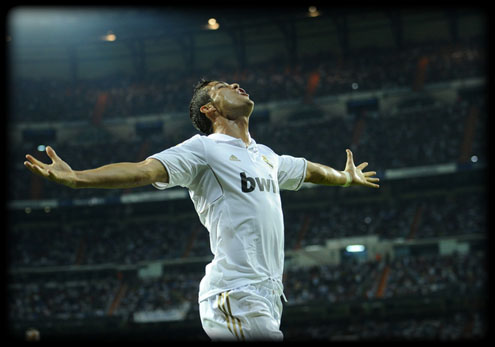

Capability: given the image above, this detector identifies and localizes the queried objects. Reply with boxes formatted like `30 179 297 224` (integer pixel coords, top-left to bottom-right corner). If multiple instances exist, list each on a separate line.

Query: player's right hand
24 146 78 188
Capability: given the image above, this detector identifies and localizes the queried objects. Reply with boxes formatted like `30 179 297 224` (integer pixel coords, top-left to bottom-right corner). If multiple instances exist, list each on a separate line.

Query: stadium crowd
8 35 487 341
9 251 486 339
284 311 485 340
9 216 202 267
9 276 118 321
285 191 485 249
8 92 486 202
10 40 483 124
9 189 485 268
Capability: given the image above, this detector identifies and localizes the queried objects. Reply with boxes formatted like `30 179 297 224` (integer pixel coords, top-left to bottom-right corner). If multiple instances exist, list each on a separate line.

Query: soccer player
24 79 379 341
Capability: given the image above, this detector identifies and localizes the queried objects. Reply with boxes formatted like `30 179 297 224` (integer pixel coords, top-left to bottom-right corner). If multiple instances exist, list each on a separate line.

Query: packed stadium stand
7 7 488 341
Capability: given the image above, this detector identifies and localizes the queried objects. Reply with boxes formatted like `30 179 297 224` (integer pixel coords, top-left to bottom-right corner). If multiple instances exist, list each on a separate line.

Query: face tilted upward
207 81 255 120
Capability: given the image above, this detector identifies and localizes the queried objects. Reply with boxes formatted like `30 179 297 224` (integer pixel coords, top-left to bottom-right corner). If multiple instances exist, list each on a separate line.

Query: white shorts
199 279 284 341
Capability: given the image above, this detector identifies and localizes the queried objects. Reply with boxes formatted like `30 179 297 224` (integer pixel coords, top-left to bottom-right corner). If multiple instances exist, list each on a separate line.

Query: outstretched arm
304 149 379 188
24 146 169 189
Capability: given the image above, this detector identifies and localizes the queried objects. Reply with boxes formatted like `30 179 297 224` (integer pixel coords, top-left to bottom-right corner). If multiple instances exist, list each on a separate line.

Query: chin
246 100 255 116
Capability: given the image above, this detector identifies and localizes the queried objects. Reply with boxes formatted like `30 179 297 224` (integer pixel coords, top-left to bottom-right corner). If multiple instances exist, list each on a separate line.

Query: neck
213 116 251 147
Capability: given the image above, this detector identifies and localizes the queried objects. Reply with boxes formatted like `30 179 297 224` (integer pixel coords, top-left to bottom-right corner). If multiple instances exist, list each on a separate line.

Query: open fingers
363 171 376 177
24 160 50 178
365 176 380 188
366 182 380 188
25 154 48 169
45 146 60 162
346 149 355 168
356 162 368 171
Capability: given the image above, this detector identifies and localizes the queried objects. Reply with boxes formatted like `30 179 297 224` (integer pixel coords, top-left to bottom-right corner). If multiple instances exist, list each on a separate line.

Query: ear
200 103 217 122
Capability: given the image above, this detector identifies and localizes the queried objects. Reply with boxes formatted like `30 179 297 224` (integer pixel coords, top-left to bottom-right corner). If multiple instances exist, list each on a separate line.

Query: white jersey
148 133 307 302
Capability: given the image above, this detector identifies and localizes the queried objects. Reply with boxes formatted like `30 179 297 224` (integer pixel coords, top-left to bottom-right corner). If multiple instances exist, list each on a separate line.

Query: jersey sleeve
147 134 207 190
277 154 307 191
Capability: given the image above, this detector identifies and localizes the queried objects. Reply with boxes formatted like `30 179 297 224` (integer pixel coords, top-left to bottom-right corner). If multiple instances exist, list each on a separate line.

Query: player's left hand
344 149 380 188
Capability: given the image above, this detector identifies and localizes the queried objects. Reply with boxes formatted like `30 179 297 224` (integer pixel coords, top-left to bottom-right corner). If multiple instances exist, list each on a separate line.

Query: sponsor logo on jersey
229 154 241 162
240 172 277 193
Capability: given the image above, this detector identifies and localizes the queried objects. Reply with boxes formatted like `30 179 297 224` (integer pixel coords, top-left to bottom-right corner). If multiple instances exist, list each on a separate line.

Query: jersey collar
208 133 257 149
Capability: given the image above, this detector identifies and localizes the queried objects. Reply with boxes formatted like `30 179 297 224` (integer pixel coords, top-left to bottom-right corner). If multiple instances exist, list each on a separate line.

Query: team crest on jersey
262 155 274 169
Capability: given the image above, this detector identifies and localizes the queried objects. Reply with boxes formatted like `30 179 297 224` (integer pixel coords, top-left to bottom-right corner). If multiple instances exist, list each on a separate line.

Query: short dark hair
189 78 214 135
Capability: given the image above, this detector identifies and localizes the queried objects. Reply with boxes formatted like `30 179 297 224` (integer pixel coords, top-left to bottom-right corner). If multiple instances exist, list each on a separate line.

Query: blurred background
6 6 489 341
